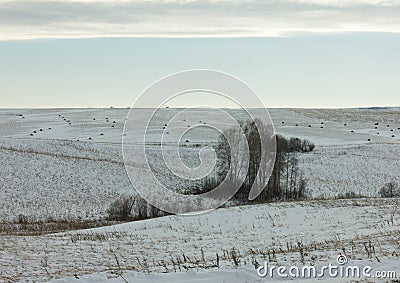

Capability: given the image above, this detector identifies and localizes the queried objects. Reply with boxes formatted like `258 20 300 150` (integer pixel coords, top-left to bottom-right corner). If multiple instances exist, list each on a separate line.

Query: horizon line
1 106 399 110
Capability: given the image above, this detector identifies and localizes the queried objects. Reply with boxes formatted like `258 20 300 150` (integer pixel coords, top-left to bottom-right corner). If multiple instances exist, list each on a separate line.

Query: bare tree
214 120 309 203
216 123 249 190
135 197 148 219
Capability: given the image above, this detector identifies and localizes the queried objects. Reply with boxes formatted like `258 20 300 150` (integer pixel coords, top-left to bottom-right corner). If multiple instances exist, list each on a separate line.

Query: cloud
0 0 400 40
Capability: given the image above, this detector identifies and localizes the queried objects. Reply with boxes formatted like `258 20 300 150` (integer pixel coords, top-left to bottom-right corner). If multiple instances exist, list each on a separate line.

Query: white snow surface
0 108 399 222
4 198 400 282
1 107 400 282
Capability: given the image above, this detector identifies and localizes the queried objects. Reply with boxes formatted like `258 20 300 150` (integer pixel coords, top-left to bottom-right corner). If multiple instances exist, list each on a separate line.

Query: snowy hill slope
0 108 399 222
1 108 400 282
1 198 400 282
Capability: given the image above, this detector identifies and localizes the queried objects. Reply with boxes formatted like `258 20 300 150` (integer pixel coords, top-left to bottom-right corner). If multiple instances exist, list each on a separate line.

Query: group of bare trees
108 119 315 220
213 120 313 203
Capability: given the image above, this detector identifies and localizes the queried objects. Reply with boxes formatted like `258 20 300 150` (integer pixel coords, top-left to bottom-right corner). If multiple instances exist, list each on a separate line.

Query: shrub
288 137 315 153
17 214 30 224
336 191 364 199
134 197 148 220
106 195 135 221
379 182 400 198
301 139 315 152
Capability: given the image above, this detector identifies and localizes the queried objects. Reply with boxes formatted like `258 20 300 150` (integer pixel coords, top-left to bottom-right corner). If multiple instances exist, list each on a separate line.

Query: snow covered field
0 108 399 223
2 198 400 282
0 107 400 282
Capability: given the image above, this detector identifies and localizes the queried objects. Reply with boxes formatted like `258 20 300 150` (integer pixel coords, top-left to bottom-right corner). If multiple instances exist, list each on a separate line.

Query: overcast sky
0 0 399 108
1 0 400 39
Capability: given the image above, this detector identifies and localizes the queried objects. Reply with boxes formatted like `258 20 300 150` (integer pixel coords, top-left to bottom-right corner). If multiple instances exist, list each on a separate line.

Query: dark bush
288 137 315 153
336 191 364 199
106 195 135 221
379 182 400 198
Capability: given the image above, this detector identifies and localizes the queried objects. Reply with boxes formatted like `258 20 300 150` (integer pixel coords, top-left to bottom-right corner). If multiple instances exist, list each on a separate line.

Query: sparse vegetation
107 195 170 222
2 108 400 282
379 182 400 198
106 195 135 221
336 191 365 199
